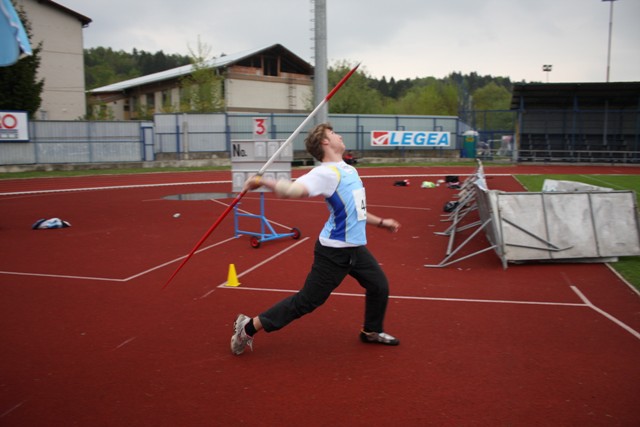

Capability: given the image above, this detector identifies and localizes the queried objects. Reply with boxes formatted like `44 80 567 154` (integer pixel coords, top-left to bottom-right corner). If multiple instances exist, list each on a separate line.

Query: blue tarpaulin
0 0 32 67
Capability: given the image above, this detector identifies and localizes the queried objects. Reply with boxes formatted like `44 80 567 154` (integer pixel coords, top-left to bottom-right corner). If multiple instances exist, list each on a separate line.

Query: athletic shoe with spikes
359 330 400 346
230 314 254 355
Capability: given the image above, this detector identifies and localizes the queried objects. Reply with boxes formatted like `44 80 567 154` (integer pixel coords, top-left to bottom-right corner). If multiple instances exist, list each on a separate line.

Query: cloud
59 0 640 83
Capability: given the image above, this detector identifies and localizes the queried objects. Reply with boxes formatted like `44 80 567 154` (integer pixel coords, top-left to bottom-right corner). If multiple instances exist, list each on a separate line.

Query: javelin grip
162 64 360 289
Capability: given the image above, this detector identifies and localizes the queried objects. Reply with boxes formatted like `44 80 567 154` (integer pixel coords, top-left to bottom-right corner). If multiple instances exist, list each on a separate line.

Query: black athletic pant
259 240 390 333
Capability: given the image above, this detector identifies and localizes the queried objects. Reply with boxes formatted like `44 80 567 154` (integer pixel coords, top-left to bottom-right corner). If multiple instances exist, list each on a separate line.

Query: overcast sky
59 0 639 84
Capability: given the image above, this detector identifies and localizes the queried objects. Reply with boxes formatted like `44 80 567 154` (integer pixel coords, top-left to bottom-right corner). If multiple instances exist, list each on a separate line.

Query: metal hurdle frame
428 160 487 266
230 139 300 248
426 160 640 269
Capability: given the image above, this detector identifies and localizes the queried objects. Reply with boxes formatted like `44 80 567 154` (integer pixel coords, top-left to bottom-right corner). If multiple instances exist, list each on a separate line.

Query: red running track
0 164 639 426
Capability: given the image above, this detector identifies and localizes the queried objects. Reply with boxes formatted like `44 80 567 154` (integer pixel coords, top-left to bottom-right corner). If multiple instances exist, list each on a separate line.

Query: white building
89 44 314 120
15 0 91 120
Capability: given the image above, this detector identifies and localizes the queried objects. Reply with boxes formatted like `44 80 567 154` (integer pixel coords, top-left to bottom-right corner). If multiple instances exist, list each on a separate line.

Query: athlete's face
324 129 345 154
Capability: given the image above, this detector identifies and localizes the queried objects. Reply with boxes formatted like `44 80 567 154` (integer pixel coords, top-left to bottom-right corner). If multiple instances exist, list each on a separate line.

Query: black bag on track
443 201 459 213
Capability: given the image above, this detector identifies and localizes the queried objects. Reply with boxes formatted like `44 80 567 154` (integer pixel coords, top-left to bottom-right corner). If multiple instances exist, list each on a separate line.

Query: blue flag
0 0 32 67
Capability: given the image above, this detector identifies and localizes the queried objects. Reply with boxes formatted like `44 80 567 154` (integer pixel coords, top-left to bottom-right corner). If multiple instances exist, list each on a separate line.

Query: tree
179 37 223 113
0 1 44 118
327 61 384 114
395 79 459 116
471 82 514 130
85 47 138 89
84 47 190 89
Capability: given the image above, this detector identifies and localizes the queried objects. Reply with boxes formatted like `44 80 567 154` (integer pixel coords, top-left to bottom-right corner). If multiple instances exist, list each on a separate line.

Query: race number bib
352 188 367 221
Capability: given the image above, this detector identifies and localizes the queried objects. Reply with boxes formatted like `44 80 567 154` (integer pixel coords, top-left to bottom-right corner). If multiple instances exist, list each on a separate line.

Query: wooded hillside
85 48 518 117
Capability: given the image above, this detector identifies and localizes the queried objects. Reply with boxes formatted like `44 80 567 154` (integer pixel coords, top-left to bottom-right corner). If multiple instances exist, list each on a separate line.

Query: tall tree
85 47 190 89
395 79 459 116
179 37 224 113
327 61 384 114
0 1 44 118
471 82 514 130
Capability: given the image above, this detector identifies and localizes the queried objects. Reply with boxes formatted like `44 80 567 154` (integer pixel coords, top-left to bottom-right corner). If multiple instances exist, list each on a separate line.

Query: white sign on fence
0 111 29 141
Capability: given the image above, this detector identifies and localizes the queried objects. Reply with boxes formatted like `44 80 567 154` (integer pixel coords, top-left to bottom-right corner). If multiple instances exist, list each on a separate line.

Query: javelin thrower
230 122 401 355
163 64 361 289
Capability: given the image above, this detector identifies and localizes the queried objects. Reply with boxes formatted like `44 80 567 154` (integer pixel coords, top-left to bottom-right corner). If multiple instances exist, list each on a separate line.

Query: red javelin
162 63 361 289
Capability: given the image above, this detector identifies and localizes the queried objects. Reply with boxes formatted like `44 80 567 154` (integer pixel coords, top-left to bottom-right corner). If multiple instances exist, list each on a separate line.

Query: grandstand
511 82 640 163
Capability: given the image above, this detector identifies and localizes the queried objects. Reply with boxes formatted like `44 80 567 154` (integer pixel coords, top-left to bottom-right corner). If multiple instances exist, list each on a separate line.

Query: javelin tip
325 63 361 101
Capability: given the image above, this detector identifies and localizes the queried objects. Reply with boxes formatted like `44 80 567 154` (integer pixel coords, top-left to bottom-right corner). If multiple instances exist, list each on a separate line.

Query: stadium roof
90 43 311 93
510 82 640 110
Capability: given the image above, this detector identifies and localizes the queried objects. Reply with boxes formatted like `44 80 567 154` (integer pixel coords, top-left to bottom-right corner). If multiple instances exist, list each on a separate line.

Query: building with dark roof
89 44 313 120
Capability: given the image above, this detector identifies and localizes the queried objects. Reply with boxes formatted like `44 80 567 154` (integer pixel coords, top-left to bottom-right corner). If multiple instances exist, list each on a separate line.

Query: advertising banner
371 130 451 147
0 111 29 141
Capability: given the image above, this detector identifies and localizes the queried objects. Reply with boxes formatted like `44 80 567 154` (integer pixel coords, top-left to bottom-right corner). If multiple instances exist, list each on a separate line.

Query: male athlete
231 123 401 355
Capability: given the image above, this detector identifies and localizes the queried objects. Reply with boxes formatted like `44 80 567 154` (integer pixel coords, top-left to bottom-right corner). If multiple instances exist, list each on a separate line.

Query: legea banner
0 111 29 141
371 130 451 147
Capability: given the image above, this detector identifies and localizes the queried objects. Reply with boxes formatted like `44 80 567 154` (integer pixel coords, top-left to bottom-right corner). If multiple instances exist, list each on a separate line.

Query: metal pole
604 0 617 82
314 0 328 124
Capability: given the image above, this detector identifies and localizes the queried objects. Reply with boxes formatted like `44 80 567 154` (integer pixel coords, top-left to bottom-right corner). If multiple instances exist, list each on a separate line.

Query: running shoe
360 330 400 346
230 314 254 355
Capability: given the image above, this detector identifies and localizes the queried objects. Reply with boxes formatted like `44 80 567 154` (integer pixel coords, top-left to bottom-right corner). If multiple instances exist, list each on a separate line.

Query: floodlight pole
542 64 552 83
602 0 617 148
314 0 328 125
603 0 617 82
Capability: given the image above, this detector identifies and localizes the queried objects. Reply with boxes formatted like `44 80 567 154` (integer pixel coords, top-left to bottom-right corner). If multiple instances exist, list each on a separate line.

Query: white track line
220 284 584 307
571 286 640 340
359 174 513 179
0 173 514 197
226 197 431 212
1 400 27 418
114 336 137 350
216 276 640 341
200 237 311 299
0 236 238 282
0 270 126 282
0 180 227 196
125 236 239 281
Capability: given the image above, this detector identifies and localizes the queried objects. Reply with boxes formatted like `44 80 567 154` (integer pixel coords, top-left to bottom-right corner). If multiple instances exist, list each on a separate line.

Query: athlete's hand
243 175 264 192
380 218 400 233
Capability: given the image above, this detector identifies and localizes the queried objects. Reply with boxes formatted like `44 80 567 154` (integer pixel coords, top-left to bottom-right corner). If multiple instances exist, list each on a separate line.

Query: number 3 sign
253 117 268 140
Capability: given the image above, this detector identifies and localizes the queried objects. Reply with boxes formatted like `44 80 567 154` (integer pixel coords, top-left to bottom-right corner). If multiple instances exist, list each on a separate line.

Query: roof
42 1 92 27
510 82 640 110
90 43 312 94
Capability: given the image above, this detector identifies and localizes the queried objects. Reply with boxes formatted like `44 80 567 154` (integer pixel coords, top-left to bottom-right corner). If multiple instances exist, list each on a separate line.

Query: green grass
516 174 640 291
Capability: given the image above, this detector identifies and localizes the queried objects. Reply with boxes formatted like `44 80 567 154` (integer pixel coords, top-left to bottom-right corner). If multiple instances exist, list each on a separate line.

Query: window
263 55 278 77
146 93 155 109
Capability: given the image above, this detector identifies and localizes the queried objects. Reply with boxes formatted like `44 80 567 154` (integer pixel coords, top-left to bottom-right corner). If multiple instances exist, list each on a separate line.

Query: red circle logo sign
0 114 17 129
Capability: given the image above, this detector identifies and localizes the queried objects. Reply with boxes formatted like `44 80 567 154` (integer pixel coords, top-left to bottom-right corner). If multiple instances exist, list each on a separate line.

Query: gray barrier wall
0 113 465 166
1 120 151 165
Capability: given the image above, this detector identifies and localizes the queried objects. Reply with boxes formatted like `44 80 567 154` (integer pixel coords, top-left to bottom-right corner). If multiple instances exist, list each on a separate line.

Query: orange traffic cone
225 264 240 287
